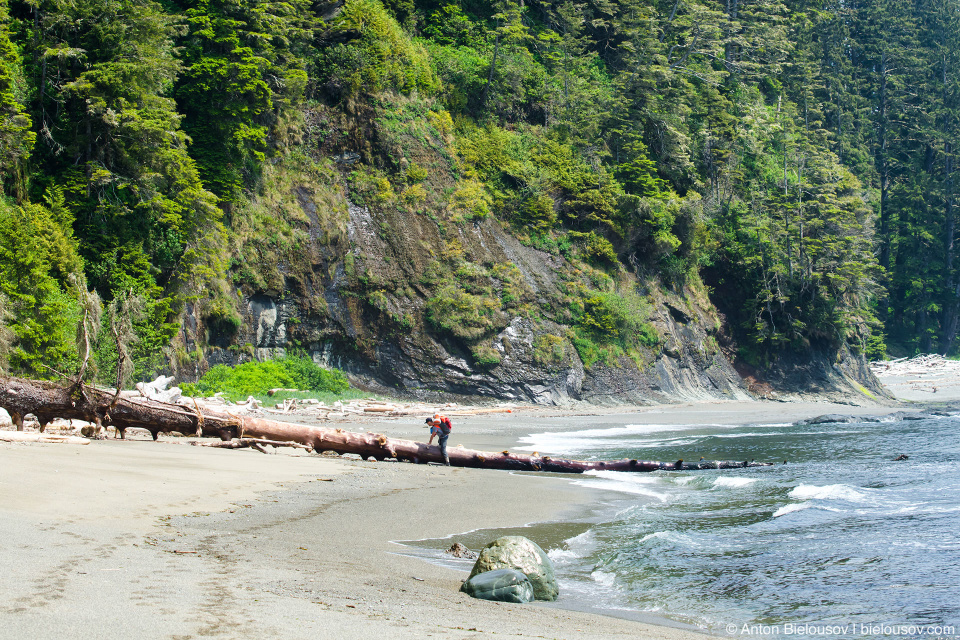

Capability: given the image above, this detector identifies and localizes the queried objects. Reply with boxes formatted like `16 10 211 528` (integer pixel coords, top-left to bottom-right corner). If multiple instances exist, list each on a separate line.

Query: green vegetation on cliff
0 0 957 388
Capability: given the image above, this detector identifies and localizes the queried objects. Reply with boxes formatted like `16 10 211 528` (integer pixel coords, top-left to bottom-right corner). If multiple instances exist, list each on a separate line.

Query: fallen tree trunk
0 375 771 472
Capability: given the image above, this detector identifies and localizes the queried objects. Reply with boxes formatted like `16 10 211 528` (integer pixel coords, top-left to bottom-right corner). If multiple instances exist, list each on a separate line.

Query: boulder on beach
795 414 859 426
467 536 558 601
446 542 477 559
459 568 535 603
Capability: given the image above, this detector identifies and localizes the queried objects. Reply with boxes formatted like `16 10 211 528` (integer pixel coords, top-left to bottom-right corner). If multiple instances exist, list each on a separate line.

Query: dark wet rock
468 536 558 601
446 542 477 559
796 414 862 425
895 412 927 421
460 568 535 603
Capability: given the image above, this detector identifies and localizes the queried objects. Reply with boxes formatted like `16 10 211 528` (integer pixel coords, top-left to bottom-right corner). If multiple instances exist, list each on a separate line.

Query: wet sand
0 399 917 639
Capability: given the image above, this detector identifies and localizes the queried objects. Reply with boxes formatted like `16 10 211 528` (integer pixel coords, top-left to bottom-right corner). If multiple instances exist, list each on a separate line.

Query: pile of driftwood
870 354 960 394
196 395 516 420
125 375 518 420
869 354 959 376
0 375 770 473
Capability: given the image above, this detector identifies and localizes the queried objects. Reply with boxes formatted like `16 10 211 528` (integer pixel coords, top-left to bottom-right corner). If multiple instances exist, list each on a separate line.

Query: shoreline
0 437 708 639
0 398 929 638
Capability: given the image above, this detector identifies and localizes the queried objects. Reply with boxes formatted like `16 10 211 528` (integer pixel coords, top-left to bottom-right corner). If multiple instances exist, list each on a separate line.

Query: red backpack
437 415 452 434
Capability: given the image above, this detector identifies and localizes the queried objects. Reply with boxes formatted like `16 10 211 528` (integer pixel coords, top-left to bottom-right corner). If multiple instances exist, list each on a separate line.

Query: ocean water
515 413 960 637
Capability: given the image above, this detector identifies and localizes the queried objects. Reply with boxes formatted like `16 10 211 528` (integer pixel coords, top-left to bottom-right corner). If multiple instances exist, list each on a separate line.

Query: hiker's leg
439 434 450 465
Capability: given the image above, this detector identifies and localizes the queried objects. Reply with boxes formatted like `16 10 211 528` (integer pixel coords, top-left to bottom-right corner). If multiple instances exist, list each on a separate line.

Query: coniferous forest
0 0 957 390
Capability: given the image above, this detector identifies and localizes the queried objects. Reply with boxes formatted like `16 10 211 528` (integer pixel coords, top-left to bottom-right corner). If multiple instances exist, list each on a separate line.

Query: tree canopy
1 0 958 383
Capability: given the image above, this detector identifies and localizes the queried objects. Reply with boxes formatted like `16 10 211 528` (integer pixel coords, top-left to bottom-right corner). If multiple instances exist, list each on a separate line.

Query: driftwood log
0 375 772 472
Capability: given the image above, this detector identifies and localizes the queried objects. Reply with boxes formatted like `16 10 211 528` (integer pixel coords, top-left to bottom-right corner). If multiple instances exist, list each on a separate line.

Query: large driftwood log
0 375 771 472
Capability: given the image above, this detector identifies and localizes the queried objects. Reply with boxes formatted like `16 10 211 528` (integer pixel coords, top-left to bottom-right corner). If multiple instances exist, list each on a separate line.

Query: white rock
0 408 11 428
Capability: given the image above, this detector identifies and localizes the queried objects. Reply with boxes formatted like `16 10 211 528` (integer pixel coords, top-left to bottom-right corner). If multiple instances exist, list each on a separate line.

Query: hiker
425 413 452 466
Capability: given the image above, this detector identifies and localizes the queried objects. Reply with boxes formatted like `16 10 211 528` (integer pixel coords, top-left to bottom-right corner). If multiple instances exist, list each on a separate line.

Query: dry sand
0 398 920 639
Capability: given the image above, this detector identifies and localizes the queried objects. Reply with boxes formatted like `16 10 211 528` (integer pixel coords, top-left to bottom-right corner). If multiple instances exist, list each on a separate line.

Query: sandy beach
0 398 925 639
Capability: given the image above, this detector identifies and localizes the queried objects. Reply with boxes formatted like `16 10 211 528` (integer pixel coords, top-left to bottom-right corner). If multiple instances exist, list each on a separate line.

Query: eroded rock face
460 568 535 604
467 536 558 602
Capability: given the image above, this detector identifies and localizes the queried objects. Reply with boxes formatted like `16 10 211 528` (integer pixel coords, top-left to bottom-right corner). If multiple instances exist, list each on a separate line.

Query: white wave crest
712 476 760 489
548 529 598 564
772 502 812 518
638 530 701 548
516 423 724 454
590 570 617 588
789 483 869 503
547 548 579 562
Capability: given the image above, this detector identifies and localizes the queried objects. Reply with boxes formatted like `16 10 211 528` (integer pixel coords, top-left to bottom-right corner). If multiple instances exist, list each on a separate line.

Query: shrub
471 344 502 367
426 283 505 340
533 334 567 367
405 162 428 184
491 262 533 309
427 109 454 141
350 167 396 206
184 355 349 400
570 231 618 266
279 353 350 394
577 290 658 349
865 332 887 361
521 193 557 231
317 0 437 95
449 179 492 221
401 183 427 206
570 333 600 368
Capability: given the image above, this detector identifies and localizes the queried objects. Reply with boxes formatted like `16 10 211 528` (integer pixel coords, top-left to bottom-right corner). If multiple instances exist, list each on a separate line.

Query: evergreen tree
173 0 314 201
0 0 32 199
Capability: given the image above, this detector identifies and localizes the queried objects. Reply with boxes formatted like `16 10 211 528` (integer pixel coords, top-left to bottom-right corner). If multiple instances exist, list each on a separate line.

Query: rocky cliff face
179 187 885 405
173 99 889 406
